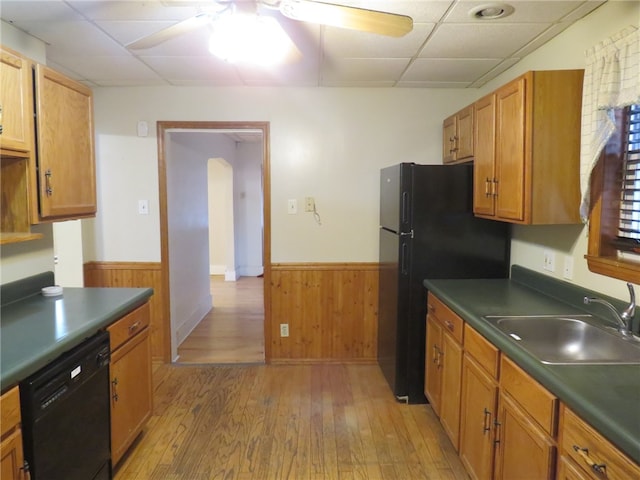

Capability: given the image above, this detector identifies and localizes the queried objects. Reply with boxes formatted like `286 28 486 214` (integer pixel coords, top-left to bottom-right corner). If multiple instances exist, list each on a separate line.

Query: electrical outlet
543 249 555 272
563 256 574 280
280 323 289 337
305 197 315 212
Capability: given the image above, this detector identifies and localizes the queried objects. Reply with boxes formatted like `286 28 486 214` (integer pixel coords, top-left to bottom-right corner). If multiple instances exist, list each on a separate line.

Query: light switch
138 200 149 215
287 199 297 214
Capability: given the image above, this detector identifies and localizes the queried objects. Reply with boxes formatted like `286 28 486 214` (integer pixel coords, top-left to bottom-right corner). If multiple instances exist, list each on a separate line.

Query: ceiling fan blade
279 0 412 37
127 13 211 50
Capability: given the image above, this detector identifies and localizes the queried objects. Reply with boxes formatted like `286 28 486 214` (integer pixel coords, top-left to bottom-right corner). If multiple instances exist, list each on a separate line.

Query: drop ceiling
0 0 607 88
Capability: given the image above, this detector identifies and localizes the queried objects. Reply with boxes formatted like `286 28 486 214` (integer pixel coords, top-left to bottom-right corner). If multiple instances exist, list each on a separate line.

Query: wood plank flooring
177 276 265 364
113 363 467 480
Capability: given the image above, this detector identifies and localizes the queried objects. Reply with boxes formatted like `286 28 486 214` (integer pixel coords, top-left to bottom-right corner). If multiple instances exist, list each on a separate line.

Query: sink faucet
583 283 636 336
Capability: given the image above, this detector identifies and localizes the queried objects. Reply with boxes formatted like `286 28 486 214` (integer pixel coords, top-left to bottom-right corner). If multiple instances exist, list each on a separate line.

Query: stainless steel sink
483 315 640 365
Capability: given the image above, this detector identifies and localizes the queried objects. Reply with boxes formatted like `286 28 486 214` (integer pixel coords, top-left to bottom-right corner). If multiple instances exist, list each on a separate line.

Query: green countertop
423 266 640 465
1 286 153 392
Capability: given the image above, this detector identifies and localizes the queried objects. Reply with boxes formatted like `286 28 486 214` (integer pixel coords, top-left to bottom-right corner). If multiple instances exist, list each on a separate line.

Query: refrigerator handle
401 191 409 224
401 242 409 275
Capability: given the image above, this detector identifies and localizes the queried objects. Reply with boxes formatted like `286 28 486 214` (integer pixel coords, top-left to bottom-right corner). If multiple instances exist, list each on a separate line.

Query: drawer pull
111 378 119 402
427 304 435 313
128 321 141 333
573 445 607 475
444 320 454 332
483 408 492 434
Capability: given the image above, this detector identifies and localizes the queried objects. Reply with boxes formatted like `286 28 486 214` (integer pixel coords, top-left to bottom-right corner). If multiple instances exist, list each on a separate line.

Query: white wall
234 141 264 277
166 133 213 358
208 158 234 276
90 87 475 266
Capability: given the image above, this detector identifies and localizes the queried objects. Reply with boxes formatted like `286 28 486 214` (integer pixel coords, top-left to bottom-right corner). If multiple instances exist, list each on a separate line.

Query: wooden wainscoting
269 263 379 363
84 261 167 362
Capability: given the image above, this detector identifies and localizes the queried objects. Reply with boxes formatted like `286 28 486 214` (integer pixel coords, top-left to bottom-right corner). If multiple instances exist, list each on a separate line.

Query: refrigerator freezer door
380 163 413 233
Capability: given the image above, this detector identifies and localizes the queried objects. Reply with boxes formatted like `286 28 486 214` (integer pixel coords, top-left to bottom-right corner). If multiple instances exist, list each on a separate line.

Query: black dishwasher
20 330 112 480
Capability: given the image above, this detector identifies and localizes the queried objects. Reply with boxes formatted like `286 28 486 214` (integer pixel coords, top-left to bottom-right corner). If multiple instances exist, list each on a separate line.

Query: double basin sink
483 315 640 365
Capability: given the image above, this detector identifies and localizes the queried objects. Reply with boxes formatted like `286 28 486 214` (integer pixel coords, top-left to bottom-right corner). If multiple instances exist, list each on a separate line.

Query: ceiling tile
402 57 502 82
323 22 434 58
140 55 245 85
419 22 550 58
322 57 410 82
0 1 83 22
67 0 202 21
48 55 166 83
444 1 584 23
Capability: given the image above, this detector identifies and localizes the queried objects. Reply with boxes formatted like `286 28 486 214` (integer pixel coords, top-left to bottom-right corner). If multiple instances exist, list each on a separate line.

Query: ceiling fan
126 0 414 50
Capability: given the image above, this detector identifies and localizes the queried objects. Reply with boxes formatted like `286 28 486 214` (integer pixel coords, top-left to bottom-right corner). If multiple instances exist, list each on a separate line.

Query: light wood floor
113 363 468 480
177 276 265 364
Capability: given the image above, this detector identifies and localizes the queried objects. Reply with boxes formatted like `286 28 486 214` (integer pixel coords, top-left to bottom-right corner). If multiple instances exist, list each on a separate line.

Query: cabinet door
473 94 496 217
424 315 443 414
495 77 527 222
459 354 498 480
34 65 96 220
1 429 26 480
110 327 153 466
0 48 33 154
443 114 457 164
456 105 474 160
439 331 463 450
494 393 555 480
557 457 591 480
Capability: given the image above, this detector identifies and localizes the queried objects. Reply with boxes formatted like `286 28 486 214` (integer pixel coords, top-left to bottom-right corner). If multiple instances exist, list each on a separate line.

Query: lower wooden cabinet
0 387 28 480
494 392 556 480
425 293 464 449
459 352 498 480
108 302 153 466
558 405 640 480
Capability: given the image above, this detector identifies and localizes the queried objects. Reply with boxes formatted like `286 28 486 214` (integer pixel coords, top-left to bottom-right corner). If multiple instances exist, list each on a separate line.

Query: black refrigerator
378 162 510 404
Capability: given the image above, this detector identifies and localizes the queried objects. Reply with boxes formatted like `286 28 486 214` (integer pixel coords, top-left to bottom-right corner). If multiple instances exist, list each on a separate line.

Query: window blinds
617 104 640 245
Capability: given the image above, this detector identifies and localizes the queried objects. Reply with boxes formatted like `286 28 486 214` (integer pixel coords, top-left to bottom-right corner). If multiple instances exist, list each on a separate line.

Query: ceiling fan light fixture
468 2 515 20
209 14 291 66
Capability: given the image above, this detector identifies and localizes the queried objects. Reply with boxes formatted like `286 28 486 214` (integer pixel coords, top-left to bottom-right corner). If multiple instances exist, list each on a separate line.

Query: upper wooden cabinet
32 65 96 221
0 47 34 156
0 45 96 238
473 70 584 225
443 105 474 164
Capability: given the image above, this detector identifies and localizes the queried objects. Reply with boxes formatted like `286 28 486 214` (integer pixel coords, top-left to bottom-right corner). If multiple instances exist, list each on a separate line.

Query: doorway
157 121 272 364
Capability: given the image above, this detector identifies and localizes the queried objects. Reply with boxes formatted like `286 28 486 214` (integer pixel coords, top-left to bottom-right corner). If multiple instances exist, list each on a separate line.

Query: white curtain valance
579 25 640 222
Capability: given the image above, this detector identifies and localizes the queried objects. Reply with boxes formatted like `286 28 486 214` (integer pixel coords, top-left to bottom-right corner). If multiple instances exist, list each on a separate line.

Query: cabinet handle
112 377 119 402
432 345 439 365
427 304 435 313
485 178 491 197
444 320 454 332
482 407 492 434
0 103 3 135
492 178 498 197
45 169 53 196
494 419 501 445
20 460 30 478
572 445 607 475
128 321 141 333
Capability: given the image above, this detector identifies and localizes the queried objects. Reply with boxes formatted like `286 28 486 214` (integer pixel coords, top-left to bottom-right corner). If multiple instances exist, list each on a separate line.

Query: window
587 104 640 283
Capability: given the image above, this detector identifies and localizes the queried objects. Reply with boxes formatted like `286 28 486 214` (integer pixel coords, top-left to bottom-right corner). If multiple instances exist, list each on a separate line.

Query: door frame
156 121 272 362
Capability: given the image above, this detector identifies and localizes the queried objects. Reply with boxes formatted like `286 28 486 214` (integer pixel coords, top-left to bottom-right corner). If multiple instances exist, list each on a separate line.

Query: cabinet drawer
427 293 464 344
0 386 20 438
559 405 640 480
108 302 150 351
500 356 557 437
464 324 499 379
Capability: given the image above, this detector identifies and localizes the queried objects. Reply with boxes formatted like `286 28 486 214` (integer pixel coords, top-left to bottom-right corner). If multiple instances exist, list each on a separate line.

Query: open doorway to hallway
157 121 271 365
